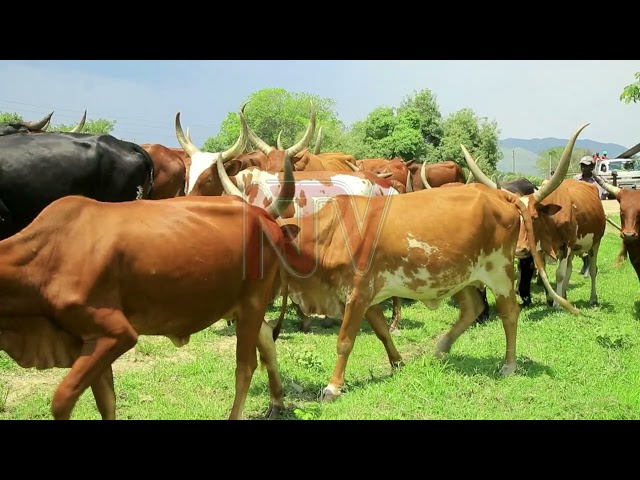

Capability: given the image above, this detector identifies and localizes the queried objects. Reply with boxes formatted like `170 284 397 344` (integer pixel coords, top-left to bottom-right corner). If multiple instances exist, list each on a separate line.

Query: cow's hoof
434 337 451 359
266 403 284 419
500 364 516 377
320 385 341 402
390 328 402 336
590 299 599 307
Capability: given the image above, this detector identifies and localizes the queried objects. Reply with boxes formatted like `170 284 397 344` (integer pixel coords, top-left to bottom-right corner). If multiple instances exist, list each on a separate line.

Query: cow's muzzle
515 247 530 259
622 231 639 242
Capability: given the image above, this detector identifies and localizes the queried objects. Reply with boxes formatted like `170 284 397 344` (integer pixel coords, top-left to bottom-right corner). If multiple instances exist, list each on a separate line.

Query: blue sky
1 60 638 150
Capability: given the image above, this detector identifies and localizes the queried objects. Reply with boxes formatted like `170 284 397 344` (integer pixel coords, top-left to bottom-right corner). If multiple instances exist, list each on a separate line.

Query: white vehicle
595 142 640 199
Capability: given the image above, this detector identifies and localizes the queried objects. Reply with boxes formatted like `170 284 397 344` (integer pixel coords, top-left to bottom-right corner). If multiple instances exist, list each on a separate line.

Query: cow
213 154 412 335
408 160 466 191
0 130 155 240
0 131 298 420
0 110 86 137
593 174 640 281
139 143 189 199
462 123 606 308
267 159 579 403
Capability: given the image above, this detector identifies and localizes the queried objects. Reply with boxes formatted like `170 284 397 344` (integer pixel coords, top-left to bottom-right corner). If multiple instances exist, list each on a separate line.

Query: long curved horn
23 111 53 131
313 126 323 154
377 172 394 178
241 101 274 156
466 172 474 184
186 126 192 143
69 109 87 133
534 123 590 203
276 130 284 150
593 174 622 198
216 155 244 198
346 161 360 172
420 161 432 189
461 146 497 189
285 101 316 158
405 170 413 193
175 112 200 157
42 118 51 131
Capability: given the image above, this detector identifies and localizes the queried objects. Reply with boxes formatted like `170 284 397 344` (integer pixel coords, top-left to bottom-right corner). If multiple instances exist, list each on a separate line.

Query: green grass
1 215 638 420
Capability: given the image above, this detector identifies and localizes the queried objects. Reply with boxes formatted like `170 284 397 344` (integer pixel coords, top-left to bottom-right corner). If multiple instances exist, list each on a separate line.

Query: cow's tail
131 143 155 199
508 193 580 315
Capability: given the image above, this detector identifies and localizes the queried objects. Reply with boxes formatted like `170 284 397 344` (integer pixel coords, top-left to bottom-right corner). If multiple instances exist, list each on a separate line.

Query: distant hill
497 138 629 177
500 138 627 157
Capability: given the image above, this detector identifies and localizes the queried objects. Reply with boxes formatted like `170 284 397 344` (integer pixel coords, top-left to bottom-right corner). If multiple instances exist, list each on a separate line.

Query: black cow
0 131 154 239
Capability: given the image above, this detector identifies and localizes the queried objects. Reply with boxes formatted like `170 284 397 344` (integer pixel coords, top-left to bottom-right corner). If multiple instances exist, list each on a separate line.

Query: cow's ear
224 160 244 177
280 224 300 242
537 203 562 216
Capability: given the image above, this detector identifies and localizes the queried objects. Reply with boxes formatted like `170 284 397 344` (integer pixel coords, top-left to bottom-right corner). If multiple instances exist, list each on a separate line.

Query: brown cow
139 143 188 199
0 120 298 421
593 175 640 281
408 160 466 191
462 123 606 307
270 170 578 403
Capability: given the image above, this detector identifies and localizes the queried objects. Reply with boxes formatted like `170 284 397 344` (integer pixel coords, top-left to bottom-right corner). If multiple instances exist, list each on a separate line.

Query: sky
0 60 638 150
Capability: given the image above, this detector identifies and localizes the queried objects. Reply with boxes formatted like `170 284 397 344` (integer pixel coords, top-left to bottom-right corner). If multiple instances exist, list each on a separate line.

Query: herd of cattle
0 101 637 421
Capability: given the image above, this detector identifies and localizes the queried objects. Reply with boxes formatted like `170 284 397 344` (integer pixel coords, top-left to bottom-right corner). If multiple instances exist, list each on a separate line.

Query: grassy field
1 213 638 420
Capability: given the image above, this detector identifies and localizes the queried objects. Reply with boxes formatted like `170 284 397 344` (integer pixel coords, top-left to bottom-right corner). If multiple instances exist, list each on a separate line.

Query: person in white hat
573 155 607 276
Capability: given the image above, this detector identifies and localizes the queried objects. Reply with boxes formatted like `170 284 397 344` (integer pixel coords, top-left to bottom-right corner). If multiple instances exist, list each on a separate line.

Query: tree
51 118 116 135
535 146 593 177
436 108 502 175
0 112 23 124
397 88 444 150
620 72 640 105
202 88 345 153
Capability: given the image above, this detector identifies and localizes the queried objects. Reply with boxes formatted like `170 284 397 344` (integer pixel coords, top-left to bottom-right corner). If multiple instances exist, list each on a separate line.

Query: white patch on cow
406 234 439 256
371 247 512 304
136 185 144 200
186 151 218 195
231 171 399 217
573 233 594 252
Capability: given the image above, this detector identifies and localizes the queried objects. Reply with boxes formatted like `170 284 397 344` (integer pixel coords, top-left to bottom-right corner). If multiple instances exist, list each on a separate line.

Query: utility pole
512 149 516 174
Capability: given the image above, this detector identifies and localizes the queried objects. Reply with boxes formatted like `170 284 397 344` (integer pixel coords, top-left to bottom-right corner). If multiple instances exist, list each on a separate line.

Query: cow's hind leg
517 257 535 307
435 286 486 358
389 297 403 332
90 366 116 420
51 308 138 420
256 320 285 418
321 288 370 402
475 287 490 323
494 291 520 376
364 304 403 368
588 242 601 306
228 304 264 420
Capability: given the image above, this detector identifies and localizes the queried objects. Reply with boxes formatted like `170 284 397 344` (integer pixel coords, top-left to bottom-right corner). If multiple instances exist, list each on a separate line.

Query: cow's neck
0 231 49 316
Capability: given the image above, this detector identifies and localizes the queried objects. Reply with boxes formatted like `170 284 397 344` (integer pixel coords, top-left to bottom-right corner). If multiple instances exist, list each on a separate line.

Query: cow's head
237 100 317 172
594 175 640 243
462 123 589 261
175 109 248 196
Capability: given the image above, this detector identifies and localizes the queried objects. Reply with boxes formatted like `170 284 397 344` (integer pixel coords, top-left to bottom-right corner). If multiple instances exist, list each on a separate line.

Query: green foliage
0 112 23 124
201 87 502 169
202 88 345 154
52 118 116 135
535 146 594 177
437 108 502 176
620 72 640 105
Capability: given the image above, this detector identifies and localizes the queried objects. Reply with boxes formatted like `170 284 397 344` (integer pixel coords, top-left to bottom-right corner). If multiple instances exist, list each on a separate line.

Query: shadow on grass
442 354 555 378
